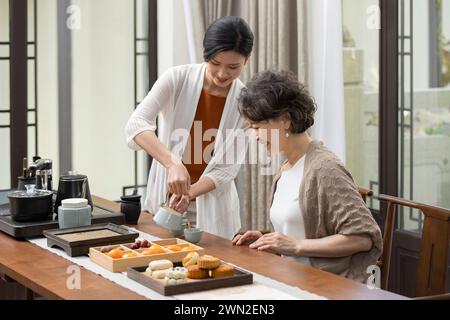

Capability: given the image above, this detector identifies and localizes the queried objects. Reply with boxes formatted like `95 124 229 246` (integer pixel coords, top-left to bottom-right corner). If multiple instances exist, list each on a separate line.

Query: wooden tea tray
0 204 126 238
43 223 139 257
127 262 253 296
89 238 205 272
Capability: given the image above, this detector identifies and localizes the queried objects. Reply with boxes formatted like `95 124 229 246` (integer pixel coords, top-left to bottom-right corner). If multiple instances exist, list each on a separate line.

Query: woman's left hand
249 232 301 256
168 194 190 213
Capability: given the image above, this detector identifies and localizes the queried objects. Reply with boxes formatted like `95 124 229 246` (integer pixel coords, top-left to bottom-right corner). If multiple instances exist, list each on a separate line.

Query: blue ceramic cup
184 227 203 244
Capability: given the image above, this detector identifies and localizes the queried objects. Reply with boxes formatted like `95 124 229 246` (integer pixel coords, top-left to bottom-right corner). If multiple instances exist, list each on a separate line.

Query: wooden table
0 196 407 300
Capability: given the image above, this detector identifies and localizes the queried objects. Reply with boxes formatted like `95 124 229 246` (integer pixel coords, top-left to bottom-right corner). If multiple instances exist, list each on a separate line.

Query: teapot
153 192 189 236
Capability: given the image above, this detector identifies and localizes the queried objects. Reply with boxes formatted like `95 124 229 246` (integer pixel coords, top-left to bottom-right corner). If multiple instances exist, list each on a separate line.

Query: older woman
125 16 254 239
232 70 382 283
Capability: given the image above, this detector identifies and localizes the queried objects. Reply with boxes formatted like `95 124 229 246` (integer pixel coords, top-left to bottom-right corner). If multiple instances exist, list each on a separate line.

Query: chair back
378 194 450 297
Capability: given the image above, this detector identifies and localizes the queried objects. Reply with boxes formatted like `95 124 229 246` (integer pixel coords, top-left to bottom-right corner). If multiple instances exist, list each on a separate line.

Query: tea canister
58 198 91 229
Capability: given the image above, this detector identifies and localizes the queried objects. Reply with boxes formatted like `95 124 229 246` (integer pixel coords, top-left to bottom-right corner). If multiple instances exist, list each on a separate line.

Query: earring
285 132 290 138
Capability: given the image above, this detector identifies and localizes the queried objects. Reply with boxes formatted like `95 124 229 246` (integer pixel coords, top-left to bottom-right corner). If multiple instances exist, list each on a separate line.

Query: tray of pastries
126 252 253 296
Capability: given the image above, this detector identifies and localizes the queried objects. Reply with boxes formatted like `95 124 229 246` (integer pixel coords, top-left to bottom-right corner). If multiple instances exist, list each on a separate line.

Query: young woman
232 70 382 282
125 16 254 239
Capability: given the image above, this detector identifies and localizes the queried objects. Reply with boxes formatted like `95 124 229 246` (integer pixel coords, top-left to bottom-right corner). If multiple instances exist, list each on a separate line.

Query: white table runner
27 228 326 300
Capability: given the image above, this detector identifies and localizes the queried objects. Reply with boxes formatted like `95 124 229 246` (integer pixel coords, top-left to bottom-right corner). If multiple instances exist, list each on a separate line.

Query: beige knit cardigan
268 140 383 283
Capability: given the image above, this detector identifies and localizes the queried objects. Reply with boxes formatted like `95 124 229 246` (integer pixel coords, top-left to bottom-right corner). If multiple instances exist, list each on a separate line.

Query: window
398 0 450 232
342 0 381 210
1 0 156 201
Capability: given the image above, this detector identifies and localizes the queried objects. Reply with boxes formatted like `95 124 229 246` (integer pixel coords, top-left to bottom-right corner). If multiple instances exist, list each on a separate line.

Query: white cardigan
125 63 248 239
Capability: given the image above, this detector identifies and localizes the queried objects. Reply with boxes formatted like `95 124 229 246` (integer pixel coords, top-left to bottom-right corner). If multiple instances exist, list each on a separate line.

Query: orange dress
183 89 226 184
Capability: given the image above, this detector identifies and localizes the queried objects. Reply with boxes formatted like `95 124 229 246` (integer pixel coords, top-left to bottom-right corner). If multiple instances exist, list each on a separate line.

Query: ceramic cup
120 201 141 225
120 194 142 225
184 227 203 244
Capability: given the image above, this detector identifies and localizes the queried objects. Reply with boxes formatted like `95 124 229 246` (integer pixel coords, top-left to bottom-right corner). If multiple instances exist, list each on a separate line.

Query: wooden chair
378 194 450 298
357 186 373 203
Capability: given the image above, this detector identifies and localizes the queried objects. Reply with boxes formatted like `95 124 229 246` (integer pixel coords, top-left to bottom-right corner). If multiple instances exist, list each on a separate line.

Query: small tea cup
184 227 203 244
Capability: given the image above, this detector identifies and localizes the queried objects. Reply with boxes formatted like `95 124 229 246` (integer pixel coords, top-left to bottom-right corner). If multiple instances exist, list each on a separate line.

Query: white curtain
183 0 233 63
238 0 309 231
183 0 198 64
308 0 346 163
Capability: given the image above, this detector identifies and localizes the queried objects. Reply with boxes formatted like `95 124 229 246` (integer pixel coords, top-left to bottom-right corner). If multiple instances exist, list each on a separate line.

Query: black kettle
54 174 93 214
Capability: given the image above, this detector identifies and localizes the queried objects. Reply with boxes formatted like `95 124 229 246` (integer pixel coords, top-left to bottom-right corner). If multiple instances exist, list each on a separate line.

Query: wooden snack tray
127 262 253 296
89 238 205 272
43 223 139 257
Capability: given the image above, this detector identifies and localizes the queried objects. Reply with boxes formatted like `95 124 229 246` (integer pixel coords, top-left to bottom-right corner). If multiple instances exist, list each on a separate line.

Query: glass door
342 0 381 211
398 0 450 232
390 0 450 297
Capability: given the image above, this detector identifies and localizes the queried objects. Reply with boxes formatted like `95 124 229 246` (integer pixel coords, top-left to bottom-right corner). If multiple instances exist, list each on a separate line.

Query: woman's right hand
232 230 263 246
167 160 191 196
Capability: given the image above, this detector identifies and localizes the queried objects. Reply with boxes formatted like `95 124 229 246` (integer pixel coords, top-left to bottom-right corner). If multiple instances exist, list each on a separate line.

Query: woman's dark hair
203 16 254 61
238 70 317 134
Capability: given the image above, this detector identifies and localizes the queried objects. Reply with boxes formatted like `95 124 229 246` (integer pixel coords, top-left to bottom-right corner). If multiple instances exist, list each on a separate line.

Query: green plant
424 122 447 136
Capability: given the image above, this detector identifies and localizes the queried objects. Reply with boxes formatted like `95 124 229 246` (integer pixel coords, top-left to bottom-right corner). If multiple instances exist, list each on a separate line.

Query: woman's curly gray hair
238 70 317 134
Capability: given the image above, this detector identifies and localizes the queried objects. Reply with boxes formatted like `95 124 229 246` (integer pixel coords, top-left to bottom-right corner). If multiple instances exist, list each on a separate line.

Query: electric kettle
54 174 93 214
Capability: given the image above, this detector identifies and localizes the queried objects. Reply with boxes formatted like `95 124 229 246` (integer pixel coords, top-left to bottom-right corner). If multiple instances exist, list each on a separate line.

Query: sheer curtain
308 0 346 162
184 0 234 63
238 0 309 231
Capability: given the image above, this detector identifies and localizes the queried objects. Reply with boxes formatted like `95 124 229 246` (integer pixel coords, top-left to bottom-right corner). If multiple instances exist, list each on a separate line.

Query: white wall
36 0 59 185
70 0 135 200
157 0 190 75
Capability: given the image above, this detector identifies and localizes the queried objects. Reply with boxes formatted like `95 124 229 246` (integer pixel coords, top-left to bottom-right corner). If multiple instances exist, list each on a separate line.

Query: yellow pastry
211 264 234 278
182 252 199 267
198 255 220 270
186 265 210 279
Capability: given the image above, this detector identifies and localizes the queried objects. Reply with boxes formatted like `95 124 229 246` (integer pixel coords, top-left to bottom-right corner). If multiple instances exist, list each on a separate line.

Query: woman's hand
167 160 190 196
232 231 263 246
168 194 190 213
249 232 301 256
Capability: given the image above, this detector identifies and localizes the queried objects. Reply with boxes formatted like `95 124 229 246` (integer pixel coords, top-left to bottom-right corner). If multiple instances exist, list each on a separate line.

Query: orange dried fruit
150 244 166 253
181 245 196 252
167 245 182 252
141 249 156 256
123 252 139 259
107 248 124 259
141 248 162 255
